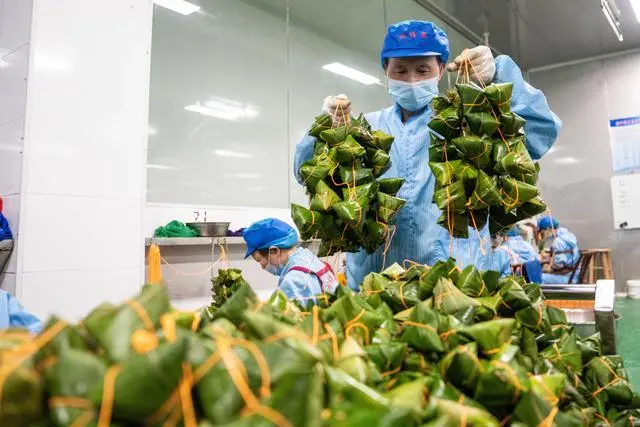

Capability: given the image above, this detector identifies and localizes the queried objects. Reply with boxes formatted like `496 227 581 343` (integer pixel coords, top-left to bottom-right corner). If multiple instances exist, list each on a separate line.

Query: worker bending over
538 216 580 284
244 218 339 304
295 20 561 288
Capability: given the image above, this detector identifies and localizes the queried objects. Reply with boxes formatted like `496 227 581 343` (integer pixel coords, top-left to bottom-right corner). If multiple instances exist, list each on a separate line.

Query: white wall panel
20 267 141 321
14 0 154 314
21 195 143 273
0 0 32 54
0 45 29 125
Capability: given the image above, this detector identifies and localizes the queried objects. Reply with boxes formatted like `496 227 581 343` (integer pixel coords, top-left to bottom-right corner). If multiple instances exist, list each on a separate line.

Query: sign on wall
611 174 640 230
609 116 640 174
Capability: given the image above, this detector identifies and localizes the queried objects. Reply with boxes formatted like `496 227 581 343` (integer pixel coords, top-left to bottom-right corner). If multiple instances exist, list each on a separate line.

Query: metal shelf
145 237 320 247
145 237 245 247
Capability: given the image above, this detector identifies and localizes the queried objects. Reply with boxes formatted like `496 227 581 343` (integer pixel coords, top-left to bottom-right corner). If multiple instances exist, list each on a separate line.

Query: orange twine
97 365 122 427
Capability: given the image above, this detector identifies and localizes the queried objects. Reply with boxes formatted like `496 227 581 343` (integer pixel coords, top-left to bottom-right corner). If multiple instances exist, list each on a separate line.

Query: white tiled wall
4 0 154 320
0 0 32 293
20 195 143 273
20 267 141 322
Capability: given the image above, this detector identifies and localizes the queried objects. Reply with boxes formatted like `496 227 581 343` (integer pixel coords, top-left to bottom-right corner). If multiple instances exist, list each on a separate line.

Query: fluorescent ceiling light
554 157 580 165
630 0 640 22
185 98 259 121
322 62 381 85
601 0 623 41
226 173 262 179
147 164 178 170
213 149 252 158
154 0 200 15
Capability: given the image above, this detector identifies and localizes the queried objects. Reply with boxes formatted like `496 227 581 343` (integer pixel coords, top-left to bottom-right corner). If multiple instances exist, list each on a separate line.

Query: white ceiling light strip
154 0 200 16
322 62 381 85
629 0 640 22
601 0 624 41
184 98 259 121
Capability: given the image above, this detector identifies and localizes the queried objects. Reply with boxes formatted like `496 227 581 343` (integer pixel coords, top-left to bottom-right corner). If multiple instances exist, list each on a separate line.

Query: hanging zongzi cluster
292 113 406 257
428 83 548 237
4 263 638 427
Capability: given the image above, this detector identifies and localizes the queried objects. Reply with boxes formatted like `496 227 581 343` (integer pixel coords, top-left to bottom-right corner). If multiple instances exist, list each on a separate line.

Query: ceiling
447 0 640 69
231 0 640 69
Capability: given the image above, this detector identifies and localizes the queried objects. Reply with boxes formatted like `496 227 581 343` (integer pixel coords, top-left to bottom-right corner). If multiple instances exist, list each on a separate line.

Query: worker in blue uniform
497 226 543 282
294 20 562 289
489 235 513 278
244 218 339 303
538 216 580 284
0 290 42 333
503 226 540 265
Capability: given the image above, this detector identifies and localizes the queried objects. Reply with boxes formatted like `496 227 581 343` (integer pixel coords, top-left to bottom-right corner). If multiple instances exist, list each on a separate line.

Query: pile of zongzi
428 82 548 237
2 263 638 427
292 113 406 256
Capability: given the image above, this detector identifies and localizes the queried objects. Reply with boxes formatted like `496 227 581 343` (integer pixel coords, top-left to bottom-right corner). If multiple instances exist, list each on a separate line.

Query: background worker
517 219 538 248
243 218 339 303
538 216 580 284
503 226 540 265
490 234 514 277
294 20 562 288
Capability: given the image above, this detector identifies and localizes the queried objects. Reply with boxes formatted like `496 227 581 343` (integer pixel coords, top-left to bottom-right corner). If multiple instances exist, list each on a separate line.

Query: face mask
388 76 440 112
266 263 284 276
265 249 285 276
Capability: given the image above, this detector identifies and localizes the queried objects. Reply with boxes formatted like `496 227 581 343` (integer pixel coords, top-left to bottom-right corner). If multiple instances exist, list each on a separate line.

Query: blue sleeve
293 134 317 185
494 55 562 160
4 291 42 333
490 248 512 277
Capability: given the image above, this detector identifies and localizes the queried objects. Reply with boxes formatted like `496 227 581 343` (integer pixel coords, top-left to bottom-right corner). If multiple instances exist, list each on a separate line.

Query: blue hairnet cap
538 216 559 230
506 227 520 237
243 218 299 258
380 20 450 67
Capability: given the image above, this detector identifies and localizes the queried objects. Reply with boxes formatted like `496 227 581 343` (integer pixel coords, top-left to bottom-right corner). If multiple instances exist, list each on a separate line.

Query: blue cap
506 227 520 237
537 216 559 231
381 20 450 67
243 218 299 258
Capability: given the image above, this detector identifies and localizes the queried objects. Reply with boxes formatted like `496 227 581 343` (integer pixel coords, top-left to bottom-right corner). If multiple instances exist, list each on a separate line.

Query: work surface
617 298 640 391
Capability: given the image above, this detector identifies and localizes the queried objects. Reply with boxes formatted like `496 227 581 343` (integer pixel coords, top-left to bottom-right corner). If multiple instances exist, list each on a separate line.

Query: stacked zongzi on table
3 262 639 427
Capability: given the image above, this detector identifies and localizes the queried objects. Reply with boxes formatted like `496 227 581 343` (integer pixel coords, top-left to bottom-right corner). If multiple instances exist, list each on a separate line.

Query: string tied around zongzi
0 320 66 403
97 365 122 427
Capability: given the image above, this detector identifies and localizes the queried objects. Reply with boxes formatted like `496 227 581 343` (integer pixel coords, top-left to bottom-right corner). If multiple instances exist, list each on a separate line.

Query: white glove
322 94 351 127
446 46 496 85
